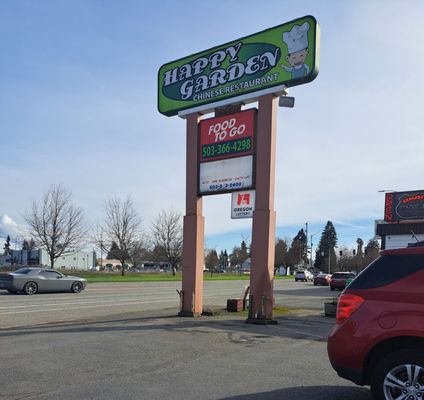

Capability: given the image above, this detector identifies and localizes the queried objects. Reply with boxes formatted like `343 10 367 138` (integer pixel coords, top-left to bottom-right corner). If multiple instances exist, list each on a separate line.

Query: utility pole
305 222 308 269
328 243 331 274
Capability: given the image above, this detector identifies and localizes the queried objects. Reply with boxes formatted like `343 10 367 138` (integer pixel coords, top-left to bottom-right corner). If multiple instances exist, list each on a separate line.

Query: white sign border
231 190 256 219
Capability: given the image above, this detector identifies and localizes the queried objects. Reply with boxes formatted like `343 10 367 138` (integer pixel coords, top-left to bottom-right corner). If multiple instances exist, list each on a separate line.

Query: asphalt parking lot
0 310 371 400
0 280 371 400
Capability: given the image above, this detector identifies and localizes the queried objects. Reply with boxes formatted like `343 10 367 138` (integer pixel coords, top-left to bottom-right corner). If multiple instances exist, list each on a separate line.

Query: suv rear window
332 273 354 279
348 254 424 289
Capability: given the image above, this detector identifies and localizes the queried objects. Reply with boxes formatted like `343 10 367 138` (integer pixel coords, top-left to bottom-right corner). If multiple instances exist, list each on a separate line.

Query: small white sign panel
199 155 253 194
231 190 256 219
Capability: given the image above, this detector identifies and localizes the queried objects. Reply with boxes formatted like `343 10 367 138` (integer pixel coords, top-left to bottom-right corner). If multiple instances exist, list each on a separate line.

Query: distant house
241 258 251 274
139 261 171 272
96 259 170 272
97 259 133 270
0 249 96 270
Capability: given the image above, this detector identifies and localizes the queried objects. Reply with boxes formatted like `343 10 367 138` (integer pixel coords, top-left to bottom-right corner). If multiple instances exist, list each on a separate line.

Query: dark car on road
313 273 331 286
327 242 424 400
0 268 87 295
330 271 356 291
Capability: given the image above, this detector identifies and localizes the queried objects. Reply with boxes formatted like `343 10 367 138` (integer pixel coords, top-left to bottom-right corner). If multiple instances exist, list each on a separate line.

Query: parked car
313 273 331 286
327 241 424 400
295 270 313 282
0 268 87 295
330 271 356 291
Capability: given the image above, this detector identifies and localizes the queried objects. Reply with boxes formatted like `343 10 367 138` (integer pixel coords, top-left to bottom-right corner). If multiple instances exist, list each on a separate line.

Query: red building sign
384 190 424 222
199 109 256 163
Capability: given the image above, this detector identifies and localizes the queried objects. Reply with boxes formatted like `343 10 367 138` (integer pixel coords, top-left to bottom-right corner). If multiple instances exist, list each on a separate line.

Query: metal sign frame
197 109 257 196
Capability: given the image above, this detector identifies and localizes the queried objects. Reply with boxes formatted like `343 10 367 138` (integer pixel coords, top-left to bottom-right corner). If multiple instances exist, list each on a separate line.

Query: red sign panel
237 193 251 205
199 109 256 162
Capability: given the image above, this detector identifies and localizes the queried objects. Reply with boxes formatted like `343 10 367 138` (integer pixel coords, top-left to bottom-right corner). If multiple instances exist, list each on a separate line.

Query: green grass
78 272 294 283
232 305 294 318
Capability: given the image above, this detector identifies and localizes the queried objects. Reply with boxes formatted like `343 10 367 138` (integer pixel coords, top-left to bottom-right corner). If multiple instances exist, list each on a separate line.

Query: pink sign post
179 113 205 316
158 16 319 320
248 94 278 322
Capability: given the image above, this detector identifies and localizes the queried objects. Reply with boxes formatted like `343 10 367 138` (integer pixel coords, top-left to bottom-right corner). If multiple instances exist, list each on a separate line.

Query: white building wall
53 250 96 270
385 234 424 250
0 249 96 270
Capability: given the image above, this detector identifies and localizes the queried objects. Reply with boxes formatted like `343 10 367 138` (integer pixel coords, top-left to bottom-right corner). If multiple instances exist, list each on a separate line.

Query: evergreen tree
205 249 219 271
229 240 249 268
365 238 380 251
3 235 11 255
240 241 248 260
363 238 380 268
29 239 36 250
230 245 241 267
287 229 307 268
22 240 30 251
274 238 289 270
314 221 338 273
107 241 126 259
218 250 228 270
356 238 364 255
150 244 167 262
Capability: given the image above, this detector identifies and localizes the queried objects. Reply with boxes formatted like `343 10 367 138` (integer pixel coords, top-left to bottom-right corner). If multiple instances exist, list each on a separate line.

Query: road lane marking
0 288 239 305
0 292 236 315
0 299 179 314
0 296 179 309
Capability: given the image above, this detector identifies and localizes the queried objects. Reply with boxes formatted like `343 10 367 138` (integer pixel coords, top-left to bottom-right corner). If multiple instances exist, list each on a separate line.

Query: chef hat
283 22 310 54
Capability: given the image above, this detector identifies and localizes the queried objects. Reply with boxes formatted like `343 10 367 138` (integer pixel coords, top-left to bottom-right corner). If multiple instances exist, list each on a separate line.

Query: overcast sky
1 0 423 253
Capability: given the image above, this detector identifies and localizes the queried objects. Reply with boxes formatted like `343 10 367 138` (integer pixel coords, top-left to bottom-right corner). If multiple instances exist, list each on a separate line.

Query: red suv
330 271 356 291
327 242 424 400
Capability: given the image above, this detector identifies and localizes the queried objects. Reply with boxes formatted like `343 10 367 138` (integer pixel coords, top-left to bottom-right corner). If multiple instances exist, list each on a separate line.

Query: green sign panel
158 15 319 116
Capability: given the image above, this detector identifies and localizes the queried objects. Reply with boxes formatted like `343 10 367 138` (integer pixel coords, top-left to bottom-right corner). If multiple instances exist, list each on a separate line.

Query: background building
376 190 424 249
0 249 96 270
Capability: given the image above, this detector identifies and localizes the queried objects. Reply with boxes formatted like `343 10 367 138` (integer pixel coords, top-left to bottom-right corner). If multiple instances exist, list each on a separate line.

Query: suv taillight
336 294 364 324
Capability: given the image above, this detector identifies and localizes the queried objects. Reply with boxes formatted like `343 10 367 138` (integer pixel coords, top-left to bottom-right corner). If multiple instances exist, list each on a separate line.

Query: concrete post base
178 311 202 317
245 318 278 325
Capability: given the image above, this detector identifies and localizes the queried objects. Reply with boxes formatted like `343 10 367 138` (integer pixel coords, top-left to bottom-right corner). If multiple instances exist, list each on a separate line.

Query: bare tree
25 185 86 268
151 209 183 276
91 224 109 270
99 196 143 276
336 246 355 272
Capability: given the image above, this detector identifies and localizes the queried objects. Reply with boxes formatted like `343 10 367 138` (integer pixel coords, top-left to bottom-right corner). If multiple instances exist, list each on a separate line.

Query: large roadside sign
198 109 256 195
384 190 424 222
158 15 319 116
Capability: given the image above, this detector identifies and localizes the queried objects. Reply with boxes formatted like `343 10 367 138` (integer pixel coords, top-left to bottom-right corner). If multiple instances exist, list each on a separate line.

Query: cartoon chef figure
282 22 310 79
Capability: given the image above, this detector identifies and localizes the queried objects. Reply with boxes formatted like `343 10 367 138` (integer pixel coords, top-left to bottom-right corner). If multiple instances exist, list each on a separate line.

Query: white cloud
0 214 27 244
1 1 423 250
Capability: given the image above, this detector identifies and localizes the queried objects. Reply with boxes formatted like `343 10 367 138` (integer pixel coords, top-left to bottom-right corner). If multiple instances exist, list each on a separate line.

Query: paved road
0 280 336 329
0 281 368 400
0 311 370 400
